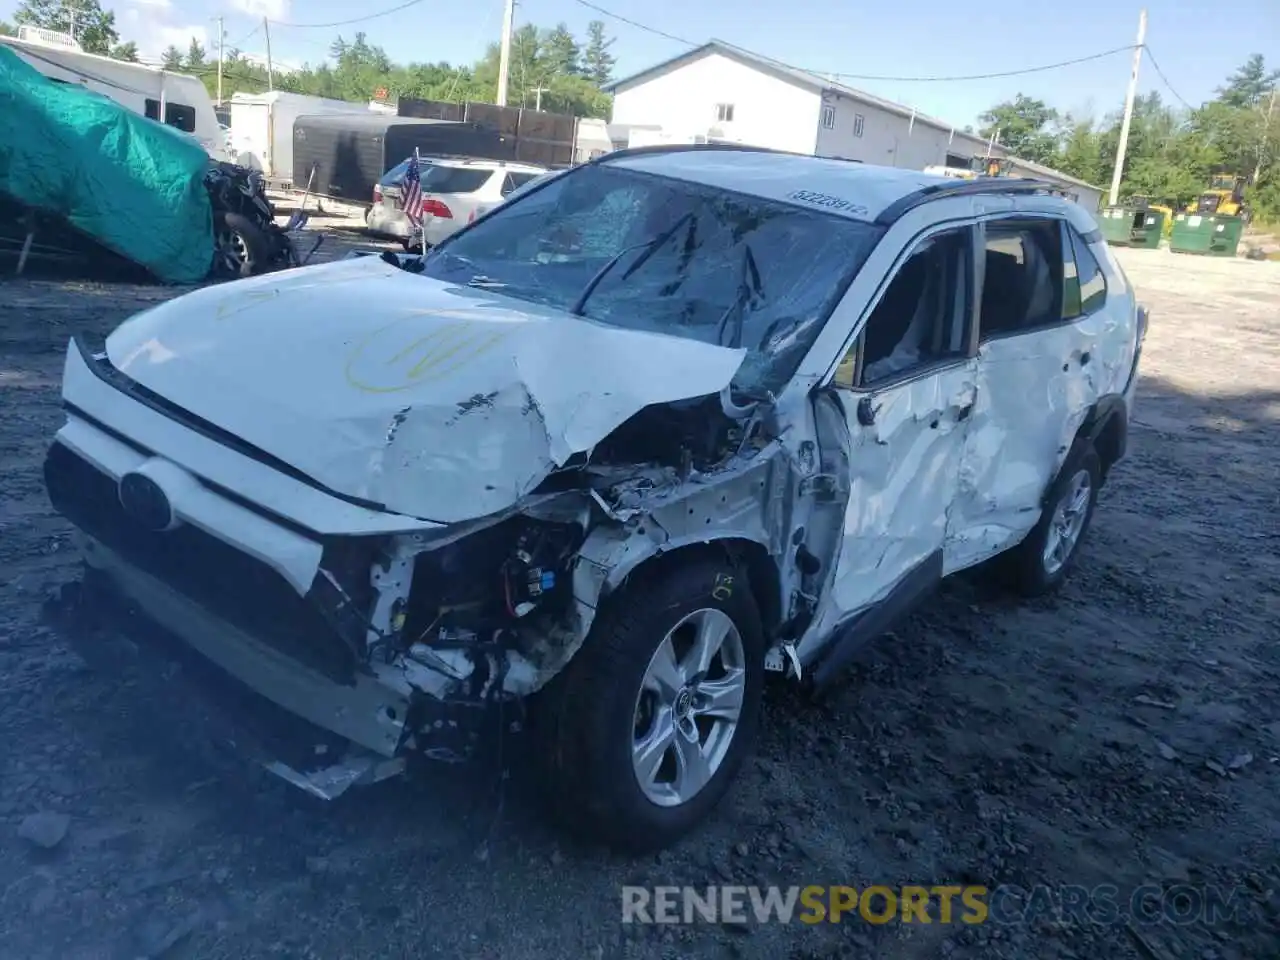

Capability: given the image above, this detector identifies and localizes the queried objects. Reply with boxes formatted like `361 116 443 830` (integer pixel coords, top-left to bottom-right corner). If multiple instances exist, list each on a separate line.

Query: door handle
856 396 878 426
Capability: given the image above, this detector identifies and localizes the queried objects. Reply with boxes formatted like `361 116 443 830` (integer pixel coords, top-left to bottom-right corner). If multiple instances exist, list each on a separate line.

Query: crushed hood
105 256 746 523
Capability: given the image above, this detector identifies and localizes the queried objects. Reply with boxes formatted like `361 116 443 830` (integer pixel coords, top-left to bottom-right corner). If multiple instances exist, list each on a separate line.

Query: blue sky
5 0 1277 127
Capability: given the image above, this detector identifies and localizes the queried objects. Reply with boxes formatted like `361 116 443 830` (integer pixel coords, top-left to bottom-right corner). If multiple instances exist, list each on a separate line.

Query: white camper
0 29 228 161
228 91 371 186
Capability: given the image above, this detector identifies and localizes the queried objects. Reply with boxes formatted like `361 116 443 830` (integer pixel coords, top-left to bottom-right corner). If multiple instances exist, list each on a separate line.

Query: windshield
420 163 884 396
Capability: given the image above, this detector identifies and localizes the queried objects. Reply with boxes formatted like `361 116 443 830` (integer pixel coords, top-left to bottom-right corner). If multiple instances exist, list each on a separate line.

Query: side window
978 220 1065 339
1068 228 1107 315
500 173 516 197
143 99 195 132
165 102 196 133
834 228 973 389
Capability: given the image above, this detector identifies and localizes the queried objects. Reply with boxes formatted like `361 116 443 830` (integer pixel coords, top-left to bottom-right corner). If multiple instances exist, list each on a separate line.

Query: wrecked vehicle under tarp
43 147 1144 852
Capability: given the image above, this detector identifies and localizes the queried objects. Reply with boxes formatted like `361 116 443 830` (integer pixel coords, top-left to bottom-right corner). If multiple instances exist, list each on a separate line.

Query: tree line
173 23 617 121
2 0 618 119
978 55 1279 223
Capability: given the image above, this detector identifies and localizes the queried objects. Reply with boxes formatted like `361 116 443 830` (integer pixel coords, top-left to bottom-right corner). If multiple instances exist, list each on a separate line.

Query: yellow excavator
1185 173 1249 219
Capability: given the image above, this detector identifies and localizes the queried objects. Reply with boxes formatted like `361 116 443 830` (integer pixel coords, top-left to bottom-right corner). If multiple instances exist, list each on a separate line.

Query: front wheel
212 211 272 279
530 557 765 852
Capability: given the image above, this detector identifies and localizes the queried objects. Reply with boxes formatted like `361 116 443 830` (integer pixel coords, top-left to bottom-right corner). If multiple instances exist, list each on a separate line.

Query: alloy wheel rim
631 607 746 807
1043 468 1092 575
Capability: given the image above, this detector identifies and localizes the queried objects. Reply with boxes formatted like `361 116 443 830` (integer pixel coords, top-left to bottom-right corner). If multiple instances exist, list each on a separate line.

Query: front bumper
65 538 409 798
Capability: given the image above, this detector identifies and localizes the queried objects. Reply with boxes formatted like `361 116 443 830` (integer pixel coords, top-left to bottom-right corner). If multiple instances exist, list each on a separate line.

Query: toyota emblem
118 472 175 532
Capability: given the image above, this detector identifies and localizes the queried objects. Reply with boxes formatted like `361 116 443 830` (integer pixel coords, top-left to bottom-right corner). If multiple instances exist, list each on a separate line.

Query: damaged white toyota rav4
45 145 1147 852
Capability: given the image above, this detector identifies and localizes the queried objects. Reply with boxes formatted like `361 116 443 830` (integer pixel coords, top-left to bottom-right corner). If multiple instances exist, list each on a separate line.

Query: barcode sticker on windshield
788 190 869 217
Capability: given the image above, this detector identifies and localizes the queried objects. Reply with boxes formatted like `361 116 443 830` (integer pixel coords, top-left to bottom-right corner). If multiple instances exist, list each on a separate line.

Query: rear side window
979 219 1065 339
421 166 492 194
1067 228 1107 316
501 172 542 196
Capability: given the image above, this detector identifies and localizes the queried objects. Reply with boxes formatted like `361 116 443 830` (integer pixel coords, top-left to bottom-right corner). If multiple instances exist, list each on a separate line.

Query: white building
604 40 1101 211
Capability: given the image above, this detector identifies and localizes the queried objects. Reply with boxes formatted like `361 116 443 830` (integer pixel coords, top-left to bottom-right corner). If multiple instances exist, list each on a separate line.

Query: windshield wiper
715 244 764 350
568 211 695 317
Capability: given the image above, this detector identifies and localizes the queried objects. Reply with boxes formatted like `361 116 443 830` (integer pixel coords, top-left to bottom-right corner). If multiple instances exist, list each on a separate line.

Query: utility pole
263 16 274 92
214 15 225 105
495 0 516 106
1108 8 1148 207
530 85 549 111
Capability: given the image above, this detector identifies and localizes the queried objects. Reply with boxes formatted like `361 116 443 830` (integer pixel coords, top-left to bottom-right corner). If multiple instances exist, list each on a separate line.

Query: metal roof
602 39 995 150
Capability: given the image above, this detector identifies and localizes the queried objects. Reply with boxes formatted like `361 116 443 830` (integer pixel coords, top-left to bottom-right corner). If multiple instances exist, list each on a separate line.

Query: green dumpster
1099 206 1132 245
1127 208 1165 248
1170 213 1245 257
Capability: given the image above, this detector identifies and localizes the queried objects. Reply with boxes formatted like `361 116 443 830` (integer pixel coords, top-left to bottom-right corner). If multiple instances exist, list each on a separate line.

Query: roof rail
874 176 1062 226
593 142 810 165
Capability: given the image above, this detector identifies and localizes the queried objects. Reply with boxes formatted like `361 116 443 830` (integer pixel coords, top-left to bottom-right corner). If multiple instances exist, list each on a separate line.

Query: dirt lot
0 243 1277 960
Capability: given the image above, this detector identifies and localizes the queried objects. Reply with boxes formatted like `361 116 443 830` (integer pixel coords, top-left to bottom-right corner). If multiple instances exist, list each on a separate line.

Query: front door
805 224 979 649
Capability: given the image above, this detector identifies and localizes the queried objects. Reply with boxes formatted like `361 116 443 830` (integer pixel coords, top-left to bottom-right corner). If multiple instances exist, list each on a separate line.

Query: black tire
529 555 766 853
1003 439 1102 596
213 211 273 278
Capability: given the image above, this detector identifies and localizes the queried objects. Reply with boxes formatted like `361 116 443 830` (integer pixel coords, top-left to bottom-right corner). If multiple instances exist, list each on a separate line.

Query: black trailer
291 114 512 203
396 98 577 169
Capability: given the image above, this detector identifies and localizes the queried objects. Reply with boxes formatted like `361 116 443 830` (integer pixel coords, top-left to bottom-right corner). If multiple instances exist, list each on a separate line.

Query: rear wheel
530 557 765 852
1003 440 1102 596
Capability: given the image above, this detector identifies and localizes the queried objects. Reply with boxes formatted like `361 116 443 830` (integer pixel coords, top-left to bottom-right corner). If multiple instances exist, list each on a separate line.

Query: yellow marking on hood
214 288 282 320
345 315 512 393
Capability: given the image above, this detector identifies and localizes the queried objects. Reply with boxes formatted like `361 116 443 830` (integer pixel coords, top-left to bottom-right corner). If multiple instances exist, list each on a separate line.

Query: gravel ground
0 241 1277 960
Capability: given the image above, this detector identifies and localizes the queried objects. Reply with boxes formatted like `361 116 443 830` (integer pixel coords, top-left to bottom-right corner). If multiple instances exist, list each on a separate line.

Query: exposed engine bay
345 390 784 711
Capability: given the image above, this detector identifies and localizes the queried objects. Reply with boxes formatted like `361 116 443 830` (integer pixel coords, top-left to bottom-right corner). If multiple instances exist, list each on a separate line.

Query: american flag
401 153 423 225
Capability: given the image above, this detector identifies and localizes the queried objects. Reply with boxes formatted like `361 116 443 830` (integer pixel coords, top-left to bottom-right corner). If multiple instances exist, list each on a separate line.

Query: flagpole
416 147 426 258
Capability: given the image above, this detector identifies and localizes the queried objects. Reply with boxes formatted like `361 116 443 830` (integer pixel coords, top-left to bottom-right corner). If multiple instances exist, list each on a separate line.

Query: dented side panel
804 361 977 651
946 302 1130 570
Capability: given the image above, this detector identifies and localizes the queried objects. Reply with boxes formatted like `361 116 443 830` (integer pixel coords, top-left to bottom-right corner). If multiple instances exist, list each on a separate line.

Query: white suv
44 146 1146 853
366 157 547 247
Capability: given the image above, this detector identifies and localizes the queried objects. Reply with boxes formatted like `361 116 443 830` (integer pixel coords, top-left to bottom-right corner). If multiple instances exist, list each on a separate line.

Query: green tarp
0 45 213 283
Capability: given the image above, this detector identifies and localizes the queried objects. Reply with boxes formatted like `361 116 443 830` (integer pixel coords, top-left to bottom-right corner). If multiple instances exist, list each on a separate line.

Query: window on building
979 219 1068 338
144 98 197 133
821 104 836 130
715 103 735 123
945 153 970 170
853 113 865 138
834 228 973 388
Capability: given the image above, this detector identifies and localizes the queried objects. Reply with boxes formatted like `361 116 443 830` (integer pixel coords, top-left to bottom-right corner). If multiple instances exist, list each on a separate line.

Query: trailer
228 91 371 186
396 97 578 168
0 29 227 162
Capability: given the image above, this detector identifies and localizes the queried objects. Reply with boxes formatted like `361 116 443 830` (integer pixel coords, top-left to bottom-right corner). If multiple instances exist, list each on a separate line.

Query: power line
826 46 1135 83
1142 46 1195 111
267 0 426 29
569 0 695 46
568 0 1134 84
227 23 260 49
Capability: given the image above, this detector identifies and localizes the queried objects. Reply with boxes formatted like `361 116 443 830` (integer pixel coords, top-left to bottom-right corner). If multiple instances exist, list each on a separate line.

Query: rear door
809 223 980 642
946 216 1110 570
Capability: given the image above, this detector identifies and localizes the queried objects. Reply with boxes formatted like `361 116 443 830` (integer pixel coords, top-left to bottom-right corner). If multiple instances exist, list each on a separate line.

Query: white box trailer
0 30 228 161
229 91 371 186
